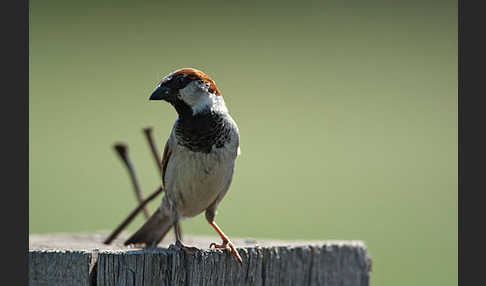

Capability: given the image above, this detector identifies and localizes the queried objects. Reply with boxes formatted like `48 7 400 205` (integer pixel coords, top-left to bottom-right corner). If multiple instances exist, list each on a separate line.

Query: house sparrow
124 68 242 264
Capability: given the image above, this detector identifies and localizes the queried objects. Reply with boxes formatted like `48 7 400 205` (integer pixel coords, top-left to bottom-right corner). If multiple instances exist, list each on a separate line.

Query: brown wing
160 139 171 188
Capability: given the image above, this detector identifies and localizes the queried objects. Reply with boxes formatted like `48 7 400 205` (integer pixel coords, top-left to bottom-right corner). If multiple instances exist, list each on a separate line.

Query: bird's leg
173 217 199 253
205 211 242 264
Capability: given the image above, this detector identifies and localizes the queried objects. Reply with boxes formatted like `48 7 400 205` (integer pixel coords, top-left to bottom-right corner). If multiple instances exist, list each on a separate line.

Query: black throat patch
174 106 233 154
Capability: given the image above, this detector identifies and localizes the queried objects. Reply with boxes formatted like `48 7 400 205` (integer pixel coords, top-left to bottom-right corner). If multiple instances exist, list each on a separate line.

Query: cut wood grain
29 232 372 286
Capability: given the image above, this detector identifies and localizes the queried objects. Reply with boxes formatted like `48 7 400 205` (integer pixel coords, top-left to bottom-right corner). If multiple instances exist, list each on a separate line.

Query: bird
124 68 242 264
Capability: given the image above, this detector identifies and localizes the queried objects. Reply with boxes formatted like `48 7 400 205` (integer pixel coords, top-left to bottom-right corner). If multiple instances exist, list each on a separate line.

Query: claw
209 241 229 249
209 240 242 265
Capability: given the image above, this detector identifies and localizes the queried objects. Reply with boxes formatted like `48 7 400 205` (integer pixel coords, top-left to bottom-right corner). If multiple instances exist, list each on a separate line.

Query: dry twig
113 143 150 219
104 128 168 245
143 127 162 177
103 186 164 245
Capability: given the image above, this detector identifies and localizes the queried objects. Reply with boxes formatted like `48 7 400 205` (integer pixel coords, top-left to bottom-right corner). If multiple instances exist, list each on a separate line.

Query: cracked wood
29 232 372 286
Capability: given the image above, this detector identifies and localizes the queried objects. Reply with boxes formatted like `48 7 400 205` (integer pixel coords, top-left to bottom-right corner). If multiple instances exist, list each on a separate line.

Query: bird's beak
149 85 172 101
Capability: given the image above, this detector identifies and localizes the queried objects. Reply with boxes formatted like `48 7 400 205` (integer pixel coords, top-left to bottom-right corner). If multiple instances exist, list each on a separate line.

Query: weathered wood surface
29 232 372 286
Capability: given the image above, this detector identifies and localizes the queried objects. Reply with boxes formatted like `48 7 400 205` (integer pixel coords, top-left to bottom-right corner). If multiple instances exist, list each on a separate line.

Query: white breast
161 128 239 219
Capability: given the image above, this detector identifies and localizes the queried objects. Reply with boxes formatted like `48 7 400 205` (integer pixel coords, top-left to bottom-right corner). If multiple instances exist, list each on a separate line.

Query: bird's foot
175 240 199 254
210 239 242 265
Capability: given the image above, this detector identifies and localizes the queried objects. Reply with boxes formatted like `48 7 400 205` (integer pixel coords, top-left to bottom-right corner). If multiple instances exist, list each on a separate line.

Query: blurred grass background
29 0 457 285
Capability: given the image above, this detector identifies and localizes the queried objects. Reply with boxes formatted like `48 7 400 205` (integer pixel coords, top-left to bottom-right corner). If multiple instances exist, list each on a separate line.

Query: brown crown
170 68 222 96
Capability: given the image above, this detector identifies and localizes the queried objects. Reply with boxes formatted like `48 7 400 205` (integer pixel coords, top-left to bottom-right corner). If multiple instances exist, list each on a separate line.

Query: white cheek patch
178 81 200 104
179 81 228 115
191 95 212 114
194 93 228 115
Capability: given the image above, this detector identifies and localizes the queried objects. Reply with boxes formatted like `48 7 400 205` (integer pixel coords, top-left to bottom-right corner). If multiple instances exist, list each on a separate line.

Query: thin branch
143 127 162 178
114 143 150 219
103 186 164 245
105 128 167 245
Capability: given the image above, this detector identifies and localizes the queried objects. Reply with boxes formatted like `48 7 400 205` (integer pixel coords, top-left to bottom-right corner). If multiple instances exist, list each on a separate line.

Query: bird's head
149 68 227 116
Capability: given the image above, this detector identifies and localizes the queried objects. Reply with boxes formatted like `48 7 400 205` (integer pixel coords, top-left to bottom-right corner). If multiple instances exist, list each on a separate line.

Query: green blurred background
29 0 457 285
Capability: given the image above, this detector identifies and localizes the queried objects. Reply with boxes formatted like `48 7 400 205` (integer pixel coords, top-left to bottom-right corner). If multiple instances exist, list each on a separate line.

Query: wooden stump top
29 232 372 286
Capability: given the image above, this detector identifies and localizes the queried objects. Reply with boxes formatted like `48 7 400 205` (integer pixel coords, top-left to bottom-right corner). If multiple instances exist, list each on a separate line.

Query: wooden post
29 232 372 286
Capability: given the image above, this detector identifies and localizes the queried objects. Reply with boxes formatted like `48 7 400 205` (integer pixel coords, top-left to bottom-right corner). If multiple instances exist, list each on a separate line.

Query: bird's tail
124 207 173 246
